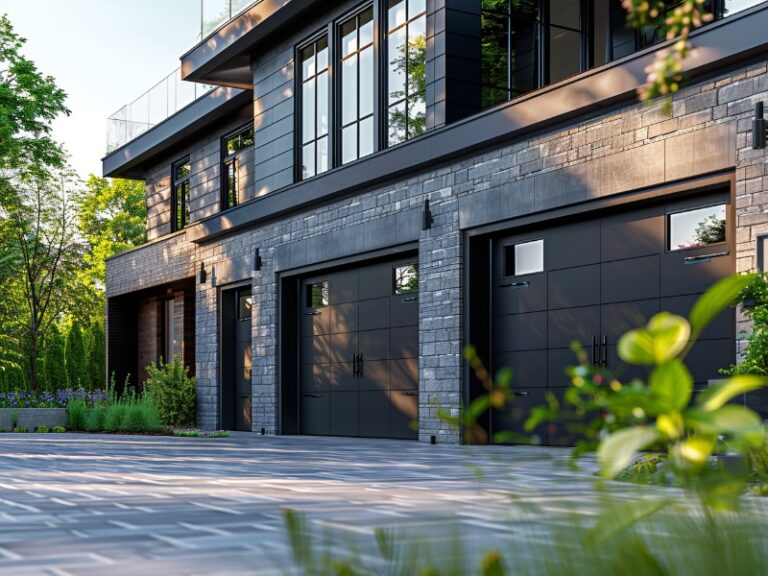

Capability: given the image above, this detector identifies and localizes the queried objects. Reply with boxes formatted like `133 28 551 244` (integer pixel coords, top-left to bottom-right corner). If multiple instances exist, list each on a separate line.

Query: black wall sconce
753 102 766 149
199 262 207 284
253 247 263 271
422 198 433 230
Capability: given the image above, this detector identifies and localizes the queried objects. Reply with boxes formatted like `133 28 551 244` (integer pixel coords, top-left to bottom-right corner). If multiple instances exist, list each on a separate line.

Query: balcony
106 0 260 153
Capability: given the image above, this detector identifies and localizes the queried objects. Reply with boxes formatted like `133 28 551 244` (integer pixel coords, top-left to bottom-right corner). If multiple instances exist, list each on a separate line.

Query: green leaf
598 426 660 479
648 359 692 412
697 375 768 412
685 405 764 441
689 274 755 340
618 313 690 365
669 435 716 472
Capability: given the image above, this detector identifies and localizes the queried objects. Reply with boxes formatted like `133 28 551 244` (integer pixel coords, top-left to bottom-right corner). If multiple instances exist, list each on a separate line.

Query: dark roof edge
181 0 324 85
102 87 252 179
182 3 768 243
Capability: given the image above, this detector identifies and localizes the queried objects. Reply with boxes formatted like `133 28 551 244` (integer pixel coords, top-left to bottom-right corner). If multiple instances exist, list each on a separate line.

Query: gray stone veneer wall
107 58 768 442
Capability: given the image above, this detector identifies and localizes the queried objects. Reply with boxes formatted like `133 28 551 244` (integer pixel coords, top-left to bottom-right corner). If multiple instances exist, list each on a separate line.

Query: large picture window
171 157 191 232
221 125 254 210
299 36 330 180
339 7 375 164
386 0 426 146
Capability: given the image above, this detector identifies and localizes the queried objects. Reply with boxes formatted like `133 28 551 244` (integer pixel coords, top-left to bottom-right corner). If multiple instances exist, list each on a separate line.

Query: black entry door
491 189 734 445
299 258 419 439
221 287 252 431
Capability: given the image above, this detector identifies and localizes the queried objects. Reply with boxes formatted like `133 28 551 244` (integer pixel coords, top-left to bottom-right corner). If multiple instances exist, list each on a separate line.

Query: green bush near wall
144 356 197 428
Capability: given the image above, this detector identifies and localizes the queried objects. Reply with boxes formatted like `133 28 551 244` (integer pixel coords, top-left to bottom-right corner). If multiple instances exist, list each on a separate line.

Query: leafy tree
388 34 426 143
0 14 69 183
65 321 87 389
86 322 106 390
78 176 146 289
42 323 66 390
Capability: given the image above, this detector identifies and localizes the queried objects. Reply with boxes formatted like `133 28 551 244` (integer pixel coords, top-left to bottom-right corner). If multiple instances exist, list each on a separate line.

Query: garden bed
0 408 67 431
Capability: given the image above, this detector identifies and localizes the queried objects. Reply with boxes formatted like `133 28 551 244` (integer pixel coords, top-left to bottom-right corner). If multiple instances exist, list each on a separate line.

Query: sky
2 0 203 180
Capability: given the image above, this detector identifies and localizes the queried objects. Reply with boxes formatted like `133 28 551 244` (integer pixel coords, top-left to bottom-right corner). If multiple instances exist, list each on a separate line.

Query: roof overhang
102 87 252 179
180 0 325 88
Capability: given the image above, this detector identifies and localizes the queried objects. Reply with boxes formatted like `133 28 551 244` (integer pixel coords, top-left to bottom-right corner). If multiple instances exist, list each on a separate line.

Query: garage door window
307 281 328 308
669 204 726 251
505 239 544 276
394 264 419 294
239 291 252 320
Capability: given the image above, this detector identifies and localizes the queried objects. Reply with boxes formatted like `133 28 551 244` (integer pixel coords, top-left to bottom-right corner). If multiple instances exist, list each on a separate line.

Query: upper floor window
340 7 375 165
222 125 254 210
300 36 330 180
386 0 427 146
171 157 191 232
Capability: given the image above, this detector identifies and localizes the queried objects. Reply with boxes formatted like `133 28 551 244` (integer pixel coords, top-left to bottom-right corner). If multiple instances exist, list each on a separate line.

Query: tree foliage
65 320 87 389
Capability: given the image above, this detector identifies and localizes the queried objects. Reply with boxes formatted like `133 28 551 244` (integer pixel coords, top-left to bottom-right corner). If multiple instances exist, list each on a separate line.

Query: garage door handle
358 354 364 378
601 336 608 368
513 391 529 397
303 393 321 399
352 354 358 377
683 251 728 264
403 391 418 397
499 281 530 289
592 336 597 366
401 296 418 303
305 311 321 316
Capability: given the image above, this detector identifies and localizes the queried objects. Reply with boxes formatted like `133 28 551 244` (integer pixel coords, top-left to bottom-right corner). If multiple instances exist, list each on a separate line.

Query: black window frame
384 0 428 147
221 124 254 211
171 157 191 232
296 30 332 181
336 3 378 166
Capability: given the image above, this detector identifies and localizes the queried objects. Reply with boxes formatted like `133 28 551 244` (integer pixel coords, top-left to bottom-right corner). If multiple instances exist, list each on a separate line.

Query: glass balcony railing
106 1 261 153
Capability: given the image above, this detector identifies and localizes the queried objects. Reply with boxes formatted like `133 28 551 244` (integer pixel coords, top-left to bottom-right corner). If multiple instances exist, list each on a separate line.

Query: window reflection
307 281 329 308
669 205 726 251
300 36 329 180
172 157 191 231
340 8 375 164
394 264 419 294
386 0 426 145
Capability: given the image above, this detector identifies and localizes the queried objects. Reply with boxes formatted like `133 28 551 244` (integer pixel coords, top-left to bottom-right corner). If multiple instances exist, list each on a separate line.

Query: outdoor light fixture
422 198 433 230
753 102 766 149
199 262 207 284
253 247 262 271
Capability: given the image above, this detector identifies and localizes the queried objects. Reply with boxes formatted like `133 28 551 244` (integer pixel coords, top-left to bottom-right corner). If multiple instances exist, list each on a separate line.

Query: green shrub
173 429 229 438
51 426 66 433
66 399 88 430
144 355 196 428
12 426 28 433
86 404 107 432
103 403 126 432
34 425 49 433
123 400 161 433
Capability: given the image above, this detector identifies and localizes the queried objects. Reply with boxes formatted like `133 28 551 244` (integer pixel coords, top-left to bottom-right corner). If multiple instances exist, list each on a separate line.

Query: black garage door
299 258 419 439
491 190 734 445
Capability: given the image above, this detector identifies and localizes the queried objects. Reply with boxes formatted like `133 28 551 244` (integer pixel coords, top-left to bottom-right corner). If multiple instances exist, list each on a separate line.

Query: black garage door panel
493 312 547 351
601 206 664 261
601 255 660 303
494 273 548 315
548 265 600 309
548 306 600 348
330 391 358 436
299 257 419 440
490 189 734 445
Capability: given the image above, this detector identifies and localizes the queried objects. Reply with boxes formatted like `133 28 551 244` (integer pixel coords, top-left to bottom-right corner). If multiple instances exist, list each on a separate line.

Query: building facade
104 0 768 444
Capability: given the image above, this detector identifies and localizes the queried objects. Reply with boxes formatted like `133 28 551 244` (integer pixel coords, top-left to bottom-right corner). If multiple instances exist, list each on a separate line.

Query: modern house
104 0 768 444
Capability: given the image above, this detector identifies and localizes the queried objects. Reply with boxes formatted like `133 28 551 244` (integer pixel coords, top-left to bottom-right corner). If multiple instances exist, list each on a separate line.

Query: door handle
601 336 608 368
358 353 364 378
303 393 321 399
513 391 529 397
592 336 597 366
401 296 418 303
305 310 321 316
352 354 358 377
499 281 530 289
403 391 418 397
682 251 728 265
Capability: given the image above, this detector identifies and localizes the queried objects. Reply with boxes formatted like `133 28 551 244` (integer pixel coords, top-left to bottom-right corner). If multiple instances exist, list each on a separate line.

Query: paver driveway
0 433 676 575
